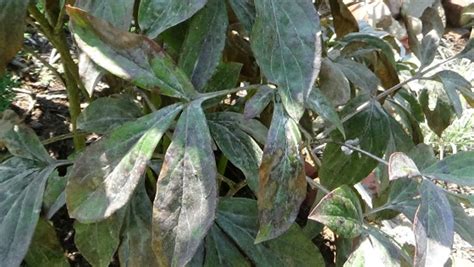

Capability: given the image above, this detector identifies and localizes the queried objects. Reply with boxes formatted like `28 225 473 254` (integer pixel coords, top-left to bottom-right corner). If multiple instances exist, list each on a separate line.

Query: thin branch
22 45 66 87
198 84 261 101
334 141 389 165
306 176 330 194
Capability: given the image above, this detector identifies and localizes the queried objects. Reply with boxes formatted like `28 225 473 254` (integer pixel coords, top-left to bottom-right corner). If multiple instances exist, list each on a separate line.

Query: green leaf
334 58 380 94
66 104 182 222
459 37 473 61
388 152 421 180
75 0 134 28
153 102 217 267
216 198 325 266
420 30 440 67
67 6 197 100
208 113 263 193
344 228 402 267
208 111 268 145
138 0 207 39
77 96 143 134
0 111 52 163
24 218 68 267
320 100 390 189
309 185 363 238
257 102 307 242
341 33 397 67
203 225 251 267
43 170 66 215
119 183 159 266
75 210 126 267
447 194 474 246
178 0 228 91
421 151 474 186
306 87 345 137
413 179 454 267
431 70 472 117
202 62 242 93
328 0 359 38
319 58 351 106
228 0 256 34
0 0 29 74
244 86 274 119
408 144 437 171
0 158 54 267
383 178 420 220
251 0 322 120
419 88 454 137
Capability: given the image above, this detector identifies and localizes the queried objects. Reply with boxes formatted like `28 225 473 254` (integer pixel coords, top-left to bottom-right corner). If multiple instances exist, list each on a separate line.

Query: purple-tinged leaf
388 152 421 181
67 6 197 100
256 102 307 242
66 104 182 222
251 0 322 120
309 185 363 238
153 102 217 267
421 151 474 186
138 0 207 39
413 179 454 267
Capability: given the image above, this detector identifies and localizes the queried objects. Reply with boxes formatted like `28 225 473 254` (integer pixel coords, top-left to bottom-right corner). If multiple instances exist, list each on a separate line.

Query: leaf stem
334 141 389 165
198 84 261 101
306 176 330 194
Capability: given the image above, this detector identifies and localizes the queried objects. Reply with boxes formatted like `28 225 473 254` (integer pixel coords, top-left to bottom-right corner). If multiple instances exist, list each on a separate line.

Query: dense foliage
0 0 473 266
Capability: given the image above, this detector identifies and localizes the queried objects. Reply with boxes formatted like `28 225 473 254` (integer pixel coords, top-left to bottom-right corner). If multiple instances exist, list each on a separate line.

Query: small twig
334 141 389 165
41 131 87 145
198 84 261 101
226 180 248 197
306 176 330 194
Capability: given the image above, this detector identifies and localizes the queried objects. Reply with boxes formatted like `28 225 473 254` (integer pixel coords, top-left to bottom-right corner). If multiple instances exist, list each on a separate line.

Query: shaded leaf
413 179 454 267
447 194 474 246
244 86 274 119
388 152 421 180
420 30 440 67
421 151 474 186
320 100 390 189
203 225 251 267
228 0 256 34
419 89 454 137
77 96 143 134
179 0 228 91
431 70 472 117
257 102 307 242
0 1 29 74
408 143 437 170
319 58 350 106
208 114 263 193
251 0 322 120
329 0 359 38
217 198 325 266
119 183 159 267
24 218 68 267
43 170 66 214
138 0 207 39
344 228 402 267
309 185 363 238
208 111 268 145
0 158 54 267
67 104 182 222
67 6 197 100
306 87 345 137
153 102 217 267
384 178 420 220
341 33 396 67
75 210 126 267
334 58 380 94
202 62 242 93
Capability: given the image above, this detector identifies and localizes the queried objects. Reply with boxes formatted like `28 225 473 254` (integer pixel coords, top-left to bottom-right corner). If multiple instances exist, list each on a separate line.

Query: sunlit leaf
208 113 263 193
306 87 345 137
421 151 474 186
402 0 437 17
77 96 143 134
244 86 274 119
179 0 227 91
138 0 207 39
0 0 29 74
447 194 474 246
309 185 363 238
0 158 54 267
67 104 182 222
388 152 421 181
24 218 69 267
153 102 217 267
320 100 390 189
251 0 322 120
257 102 307 242
413 179 454 267
67 6 197 100
217 198 324 266
431 70 472 117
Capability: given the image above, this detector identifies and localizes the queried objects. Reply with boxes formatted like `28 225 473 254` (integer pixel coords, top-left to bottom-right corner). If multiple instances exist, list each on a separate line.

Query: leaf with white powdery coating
244 86 274 119
388 152 421 181
414 179 454 267
256 102 307 242
138 0 207 39
421 151 474 186
179 0 228 91
66 104 182 222
309 185 363 238
0 158 54 267
153 102 217 267
251 0 322 120
306 87 345 137
67 6 197 100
